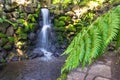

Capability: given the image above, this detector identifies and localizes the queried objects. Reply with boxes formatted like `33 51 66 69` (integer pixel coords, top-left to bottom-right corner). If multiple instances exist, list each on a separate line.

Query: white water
35 8 53 60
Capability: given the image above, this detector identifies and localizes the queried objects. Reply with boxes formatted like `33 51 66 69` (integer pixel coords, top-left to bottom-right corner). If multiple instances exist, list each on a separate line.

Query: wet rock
11 56 19 61
6 26 14 36
0 50 7 61
53 53 60 57
30 48 44 59
61 45 66 49
28 32 36 40
0 52 4 60
24 4 34 14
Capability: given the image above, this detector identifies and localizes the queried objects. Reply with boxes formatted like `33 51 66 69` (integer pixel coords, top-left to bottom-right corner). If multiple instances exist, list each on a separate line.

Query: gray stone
89 64 111 78
5 5 11 11
24 4 34 14
95 77 110 80
4 3 18 12
0 23 10 33
30 48 44 59
6 26 14 36
28 32 36 40
67 72 86 80
85 74 95 80
12 12 19 18
0 26 6 33
76 67 88 73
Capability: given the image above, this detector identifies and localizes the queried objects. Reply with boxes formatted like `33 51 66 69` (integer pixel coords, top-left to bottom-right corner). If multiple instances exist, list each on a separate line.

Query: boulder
3 42 12 50
0 23 10 33
12 11 19 18
32 48 44 58
0 50 7 62
4 3 18 12
28 32 36 40
1 38 8 46
24 4 34 14
6 26 14 36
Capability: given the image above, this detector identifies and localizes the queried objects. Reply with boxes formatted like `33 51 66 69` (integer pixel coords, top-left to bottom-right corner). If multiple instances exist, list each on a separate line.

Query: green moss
0 33 6 38
18 33 28 40
59 16 70 21
8 37 14 44
1 38 8 45
54 20 65 28
16 27 24 34
54 27 66 31
3 45 12 50
59 21 65 26
66 24 76 32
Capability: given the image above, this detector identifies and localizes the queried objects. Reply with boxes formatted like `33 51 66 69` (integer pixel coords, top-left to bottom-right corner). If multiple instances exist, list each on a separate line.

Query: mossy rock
8 37 14 44
54 19 59 26
18 33 28 40
1 38 8 45
19 13 27 19
16 27 24 34
3 43 12 50
58 21 65 27
54 20 65 27
54 27 66 32
59 16 71 22
0 33 6 38
66 24 76 32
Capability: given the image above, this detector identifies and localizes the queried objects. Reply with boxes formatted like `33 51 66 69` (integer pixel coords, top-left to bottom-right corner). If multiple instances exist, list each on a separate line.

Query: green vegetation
62 5 120 73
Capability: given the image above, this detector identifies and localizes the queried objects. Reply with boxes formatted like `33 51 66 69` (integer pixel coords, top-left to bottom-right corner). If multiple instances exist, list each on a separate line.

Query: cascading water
33 8 54 60
38 8 51 50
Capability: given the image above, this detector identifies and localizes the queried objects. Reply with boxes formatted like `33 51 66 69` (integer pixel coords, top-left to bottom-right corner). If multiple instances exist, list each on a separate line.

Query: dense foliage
62 5 120 72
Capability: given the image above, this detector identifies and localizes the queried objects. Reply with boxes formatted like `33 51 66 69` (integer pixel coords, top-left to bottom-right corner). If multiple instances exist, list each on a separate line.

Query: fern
62 5 120 73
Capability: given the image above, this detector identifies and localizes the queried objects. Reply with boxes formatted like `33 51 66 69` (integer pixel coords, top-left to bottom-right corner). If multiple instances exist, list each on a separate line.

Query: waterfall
40 8 51 50
33 8 54 60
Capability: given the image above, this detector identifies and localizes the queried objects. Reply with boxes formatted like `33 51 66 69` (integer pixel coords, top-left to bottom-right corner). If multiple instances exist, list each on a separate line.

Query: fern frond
115 30 120 49
62 5 120 73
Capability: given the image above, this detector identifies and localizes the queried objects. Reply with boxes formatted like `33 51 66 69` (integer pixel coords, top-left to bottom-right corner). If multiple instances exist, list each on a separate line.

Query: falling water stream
33 8 54 60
